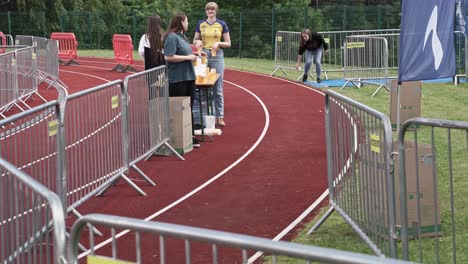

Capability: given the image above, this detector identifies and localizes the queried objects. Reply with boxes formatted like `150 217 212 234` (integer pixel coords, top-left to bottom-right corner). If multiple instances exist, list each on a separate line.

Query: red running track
55 58 329 263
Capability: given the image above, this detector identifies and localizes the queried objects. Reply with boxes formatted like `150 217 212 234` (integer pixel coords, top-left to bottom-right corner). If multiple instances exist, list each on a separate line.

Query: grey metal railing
68 214 414 264
308 90 397 258
0 157 66 263
398 118 468 263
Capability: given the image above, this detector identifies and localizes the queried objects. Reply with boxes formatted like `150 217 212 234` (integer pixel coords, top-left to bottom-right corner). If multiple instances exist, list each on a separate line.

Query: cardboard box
393 141 441 239
168 97 193 155
390 80 422 129
358 140 440 240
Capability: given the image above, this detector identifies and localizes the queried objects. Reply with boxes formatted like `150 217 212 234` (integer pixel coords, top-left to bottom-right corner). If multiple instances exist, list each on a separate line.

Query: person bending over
295 29 328 83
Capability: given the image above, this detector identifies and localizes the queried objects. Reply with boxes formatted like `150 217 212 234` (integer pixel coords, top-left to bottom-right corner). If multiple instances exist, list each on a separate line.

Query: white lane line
228 70 330 263
60 69 112 82
227 69 326 96
248 190 329 263
73 68 330 262
78 79 271 259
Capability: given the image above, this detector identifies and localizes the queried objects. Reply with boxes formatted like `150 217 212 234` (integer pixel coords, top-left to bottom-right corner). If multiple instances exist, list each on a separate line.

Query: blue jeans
304 48 323 79
205 48 225 118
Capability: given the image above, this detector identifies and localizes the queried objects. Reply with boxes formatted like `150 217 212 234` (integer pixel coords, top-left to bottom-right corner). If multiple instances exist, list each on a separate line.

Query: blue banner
398 0 456 81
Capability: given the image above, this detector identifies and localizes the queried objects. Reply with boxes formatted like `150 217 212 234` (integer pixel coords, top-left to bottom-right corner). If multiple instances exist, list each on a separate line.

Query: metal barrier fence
273 30 468 89
0 157 66 263
0 46 39 114
121 67 181 188
67 214 413 264
397 118 468 264
271 29 400 79
0 64 178 213
64 80 130 210
341 32 467 94
0 100 65 201
308 90 397 258
16 35 60 80
342 34 397 97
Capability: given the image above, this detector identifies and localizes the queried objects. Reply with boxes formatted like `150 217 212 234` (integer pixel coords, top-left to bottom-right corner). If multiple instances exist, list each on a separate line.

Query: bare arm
295 55 302 69
164 54 197 63
193 32 203 48
213 32 231 50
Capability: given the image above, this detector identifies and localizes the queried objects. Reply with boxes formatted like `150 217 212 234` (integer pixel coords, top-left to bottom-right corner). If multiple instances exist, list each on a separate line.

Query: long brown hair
300 28 312 48
145 15 164 64
165 12 187 38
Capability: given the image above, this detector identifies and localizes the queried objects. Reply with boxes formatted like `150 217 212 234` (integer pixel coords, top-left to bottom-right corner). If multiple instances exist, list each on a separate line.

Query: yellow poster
48 120 59 136
87 255 134 264
111 95 119 109
370 134 380 153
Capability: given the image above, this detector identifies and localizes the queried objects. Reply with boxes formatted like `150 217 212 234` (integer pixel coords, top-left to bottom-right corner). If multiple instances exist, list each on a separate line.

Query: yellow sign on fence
111 95 119 109
370 134 380 153
346 42 365 48
88 255 134 264
48 120 59 136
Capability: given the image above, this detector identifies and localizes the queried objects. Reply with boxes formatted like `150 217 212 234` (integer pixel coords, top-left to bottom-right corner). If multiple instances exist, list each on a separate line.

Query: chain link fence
0 5 401 59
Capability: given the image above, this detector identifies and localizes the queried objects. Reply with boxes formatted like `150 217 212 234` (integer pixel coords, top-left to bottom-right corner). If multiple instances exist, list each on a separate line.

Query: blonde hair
205 2 219 12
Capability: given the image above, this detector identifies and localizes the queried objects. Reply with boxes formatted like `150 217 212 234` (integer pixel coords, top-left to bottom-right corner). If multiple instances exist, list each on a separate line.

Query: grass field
79 50 468 263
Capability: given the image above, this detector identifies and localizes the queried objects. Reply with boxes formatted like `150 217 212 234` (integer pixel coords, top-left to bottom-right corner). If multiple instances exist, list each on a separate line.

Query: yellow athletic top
195 19 229 49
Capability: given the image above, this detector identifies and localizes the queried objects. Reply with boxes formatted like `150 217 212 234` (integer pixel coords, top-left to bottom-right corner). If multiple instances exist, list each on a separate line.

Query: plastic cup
211 49 217 57
201 56 207 64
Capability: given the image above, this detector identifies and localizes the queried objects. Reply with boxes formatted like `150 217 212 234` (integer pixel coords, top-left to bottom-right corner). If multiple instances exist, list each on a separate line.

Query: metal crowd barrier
17 35 61 81
273 30 468 88
454 31 468 84
0 31 14 53
0 99 66 203
68 214 413 264
308 90 397 258
271 29 400 79
0 46 40 115
0 157 66 264
64 80 132 209
0 67 176 212
398 118 468 264
342 34 398 97
0 68 179 262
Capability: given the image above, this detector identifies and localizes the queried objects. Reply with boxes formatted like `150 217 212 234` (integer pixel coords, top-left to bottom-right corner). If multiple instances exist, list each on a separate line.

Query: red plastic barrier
0 31 6 54
112 34 136 72
50 32 78 65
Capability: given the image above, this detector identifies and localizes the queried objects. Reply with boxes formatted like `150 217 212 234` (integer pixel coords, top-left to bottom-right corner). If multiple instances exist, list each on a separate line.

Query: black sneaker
302 75 308 82
193 137 201 148
316 78 321 83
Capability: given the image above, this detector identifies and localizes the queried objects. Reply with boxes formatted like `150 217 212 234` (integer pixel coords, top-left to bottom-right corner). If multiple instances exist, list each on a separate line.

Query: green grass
80 50 468 263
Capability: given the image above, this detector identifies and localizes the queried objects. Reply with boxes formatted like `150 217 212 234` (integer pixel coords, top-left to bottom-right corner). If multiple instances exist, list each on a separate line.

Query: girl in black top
295 28 328 83
138 15 165 70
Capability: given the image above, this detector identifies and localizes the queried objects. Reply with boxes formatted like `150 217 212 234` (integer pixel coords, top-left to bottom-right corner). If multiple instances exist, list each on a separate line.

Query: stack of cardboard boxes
389 80 441 239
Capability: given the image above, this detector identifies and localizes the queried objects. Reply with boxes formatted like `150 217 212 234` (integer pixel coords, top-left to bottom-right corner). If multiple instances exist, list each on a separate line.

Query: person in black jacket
295 28 328 83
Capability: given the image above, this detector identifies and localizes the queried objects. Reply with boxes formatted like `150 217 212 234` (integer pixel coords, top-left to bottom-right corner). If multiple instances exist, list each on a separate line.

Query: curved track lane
60 59 328 263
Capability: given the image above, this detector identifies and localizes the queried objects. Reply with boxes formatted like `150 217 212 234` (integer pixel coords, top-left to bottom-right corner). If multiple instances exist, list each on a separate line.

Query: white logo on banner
423 5 443 70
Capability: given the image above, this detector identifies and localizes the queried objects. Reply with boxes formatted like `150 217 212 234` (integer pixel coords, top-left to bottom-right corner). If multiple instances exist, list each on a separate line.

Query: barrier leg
131 164 156 186
371 84 389 97
270 67 288 76
97 173 147 197
72 209 103 236
307 207 335 235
